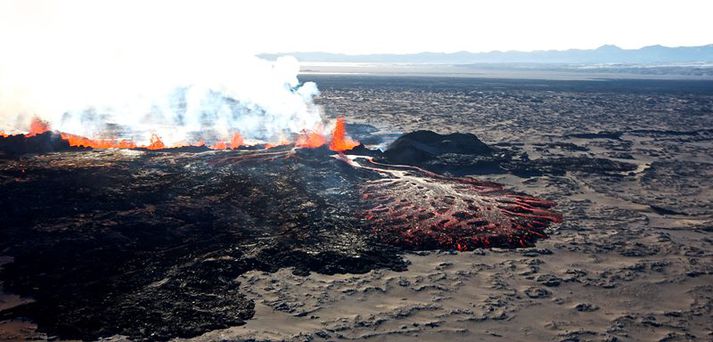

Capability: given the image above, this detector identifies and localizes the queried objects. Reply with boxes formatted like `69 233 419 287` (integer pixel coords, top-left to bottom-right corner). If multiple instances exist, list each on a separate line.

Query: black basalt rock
382 130 493 165
0 131 78 156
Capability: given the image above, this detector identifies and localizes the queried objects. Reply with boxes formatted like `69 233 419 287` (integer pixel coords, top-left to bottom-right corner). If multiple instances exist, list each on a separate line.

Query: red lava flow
344 156 562 251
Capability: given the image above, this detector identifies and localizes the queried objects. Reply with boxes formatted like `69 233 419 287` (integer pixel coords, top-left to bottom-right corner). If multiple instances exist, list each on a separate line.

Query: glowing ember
329 117 359 152
145 134 166 150
230 132 244 149
60 133 137 149
350 156 562 250
0 131 7 138
27 117 51 137
296 130 326 148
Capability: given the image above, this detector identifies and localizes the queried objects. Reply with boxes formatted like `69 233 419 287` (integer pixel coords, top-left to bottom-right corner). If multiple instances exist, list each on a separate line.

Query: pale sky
0 0 712 56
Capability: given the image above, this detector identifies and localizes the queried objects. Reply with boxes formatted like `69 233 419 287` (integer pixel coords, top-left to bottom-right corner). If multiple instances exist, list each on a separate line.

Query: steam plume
0 50 322 146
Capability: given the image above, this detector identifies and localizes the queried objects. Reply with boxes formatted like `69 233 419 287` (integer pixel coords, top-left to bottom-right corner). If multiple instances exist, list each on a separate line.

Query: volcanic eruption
0 54 563 340
0 115 563 340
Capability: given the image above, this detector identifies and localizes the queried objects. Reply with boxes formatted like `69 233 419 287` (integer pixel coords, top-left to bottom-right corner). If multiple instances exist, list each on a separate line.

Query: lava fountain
329 117 360 152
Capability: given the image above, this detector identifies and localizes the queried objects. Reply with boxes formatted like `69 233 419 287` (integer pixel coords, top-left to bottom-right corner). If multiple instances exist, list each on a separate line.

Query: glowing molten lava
27 117 51 137
60 133 137 149
145 134 166 150
230 132 244 149
211 141 228 149
296 130 326 148
3 116 362 152
329 117 359 152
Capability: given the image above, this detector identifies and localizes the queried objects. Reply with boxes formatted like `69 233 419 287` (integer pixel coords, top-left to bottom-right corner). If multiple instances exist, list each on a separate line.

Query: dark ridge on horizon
259 44 713 64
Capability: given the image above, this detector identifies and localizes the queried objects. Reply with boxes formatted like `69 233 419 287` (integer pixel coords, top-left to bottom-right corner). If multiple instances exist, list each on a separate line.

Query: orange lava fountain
329 117 359 152
230 132 244 149
296 130 326 148
211 141 228 149
26 117 51 137
145 134 166 150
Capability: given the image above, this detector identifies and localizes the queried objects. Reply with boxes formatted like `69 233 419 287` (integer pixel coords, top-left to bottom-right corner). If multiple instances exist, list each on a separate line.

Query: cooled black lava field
2 76 713 341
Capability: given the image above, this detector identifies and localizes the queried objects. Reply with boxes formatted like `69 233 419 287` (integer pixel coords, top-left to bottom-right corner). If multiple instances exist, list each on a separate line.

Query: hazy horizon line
260 43 713 56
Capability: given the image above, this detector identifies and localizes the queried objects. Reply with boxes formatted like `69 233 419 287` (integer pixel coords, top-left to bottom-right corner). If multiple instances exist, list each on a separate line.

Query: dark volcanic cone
0 132 561 340
382 130 493 164
379 130 506 175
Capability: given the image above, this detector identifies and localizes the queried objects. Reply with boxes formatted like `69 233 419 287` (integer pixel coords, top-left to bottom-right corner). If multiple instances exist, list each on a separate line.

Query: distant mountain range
259 45 713 64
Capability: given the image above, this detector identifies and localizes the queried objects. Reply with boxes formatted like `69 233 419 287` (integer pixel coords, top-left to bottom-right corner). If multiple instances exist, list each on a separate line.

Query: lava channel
344 155 562 251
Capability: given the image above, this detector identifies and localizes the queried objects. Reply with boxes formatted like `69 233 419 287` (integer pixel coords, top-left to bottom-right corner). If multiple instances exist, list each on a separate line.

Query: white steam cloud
0 49 322 146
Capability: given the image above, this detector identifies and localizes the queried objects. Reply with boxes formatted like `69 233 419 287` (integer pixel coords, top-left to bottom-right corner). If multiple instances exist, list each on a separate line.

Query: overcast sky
1 0 712 55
